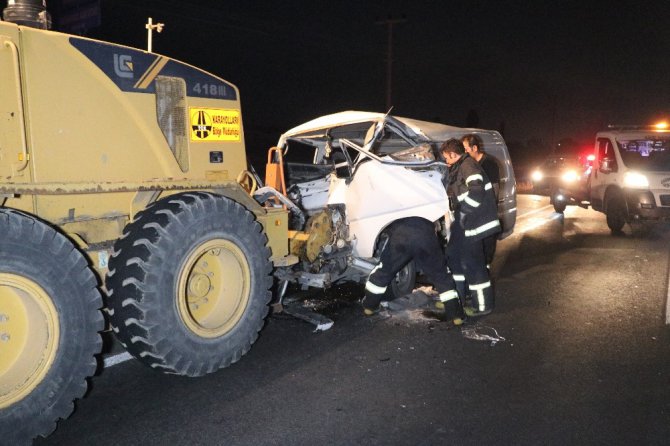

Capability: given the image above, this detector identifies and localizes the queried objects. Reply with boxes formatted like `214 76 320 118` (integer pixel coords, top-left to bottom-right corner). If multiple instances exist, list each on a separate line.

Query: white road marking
514 213 564 234
516 204 553 219
103 351 133 368
510 203 562 235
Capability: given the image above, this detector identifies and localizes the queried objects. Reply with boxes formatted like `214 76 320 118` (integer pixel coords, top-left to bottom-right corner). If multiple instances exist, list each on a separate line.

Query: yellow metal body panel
258 208 290 261
17 27 247 184
0 21 289 270
0 26 27 180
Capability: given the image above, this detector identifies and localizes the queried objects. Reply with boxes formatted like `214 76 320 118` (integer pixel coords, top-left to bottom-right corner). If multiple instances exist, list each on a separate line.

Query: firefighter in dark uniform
362 217 465 325
441 138 501 316
462 134 501 267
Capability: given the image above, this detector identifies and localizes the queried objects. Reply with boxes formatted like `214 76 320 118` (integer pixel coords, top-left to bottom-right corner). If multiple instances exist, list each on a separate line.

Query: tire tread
0 209 103 444
106 193 272 377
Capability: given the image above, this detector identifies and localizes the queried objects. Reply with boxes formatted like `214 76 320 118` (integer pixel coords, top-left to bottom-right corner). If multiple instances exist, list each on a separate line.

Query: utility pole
376 15 406 111
146 17 164 53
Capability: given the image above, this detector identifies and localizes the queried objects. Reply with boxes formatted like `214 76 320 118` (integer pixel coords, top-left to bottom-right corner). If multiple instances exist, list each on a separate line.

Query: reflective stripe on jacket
447 155 500 241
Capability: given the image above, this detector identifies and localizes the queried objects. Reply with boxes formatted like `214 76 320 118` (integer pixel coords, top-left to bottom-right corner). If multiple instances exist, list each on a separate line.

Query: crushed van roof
277 110 481 148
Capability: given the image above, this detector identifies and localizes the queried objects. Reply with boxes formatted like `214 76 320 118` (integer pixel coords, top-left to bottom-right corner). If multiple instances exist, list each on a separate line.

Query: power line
375 14 406 110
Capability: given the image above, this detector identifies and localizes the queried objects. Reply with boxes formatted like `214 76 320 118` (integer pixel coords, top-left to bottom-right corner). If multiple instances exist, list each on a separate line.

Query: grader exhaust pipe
2 0 51 29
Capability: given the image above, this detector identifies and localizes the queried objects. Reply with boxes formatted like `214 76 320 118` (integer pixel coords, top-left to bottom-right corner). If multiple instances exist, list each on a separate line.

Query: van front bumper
625 189 670 220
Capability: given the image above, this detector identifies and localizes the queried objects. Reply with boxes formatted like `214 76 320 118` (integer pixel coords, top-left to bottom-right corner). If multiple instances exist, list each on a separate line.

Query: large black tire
106 192 273 377
606 194 627 233
387 260 417 300
0 209 103 445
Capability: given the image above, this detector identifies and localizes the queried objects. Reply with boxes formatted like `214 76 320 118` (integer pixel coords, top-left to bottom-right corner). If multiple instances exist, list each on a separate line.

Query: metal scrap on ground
461 324 506 346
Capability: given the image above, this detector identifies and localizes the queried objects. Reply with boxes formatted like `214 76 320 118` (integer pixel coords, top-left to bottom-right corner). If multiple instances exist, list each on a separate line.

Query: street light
146 17 164 53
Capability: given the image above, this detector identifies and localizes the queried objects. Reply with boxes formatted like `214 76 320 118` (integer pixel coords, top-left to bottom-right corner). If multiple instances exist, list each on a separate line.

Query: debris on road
385 288 435 312
461 323 506 346
282 303 334 331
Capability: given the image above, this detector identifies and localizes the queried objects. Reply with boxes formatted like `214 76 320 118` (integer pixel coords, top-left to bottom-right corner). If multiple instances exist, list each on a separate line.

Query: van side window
597 138 617 173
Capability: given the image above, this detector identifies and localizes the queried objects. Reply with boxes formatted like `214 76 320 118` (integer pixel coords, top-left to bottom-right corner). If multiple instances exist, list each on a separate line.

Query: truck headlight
389 143 435 162
561 170 578 183
623 171 649 188
531 170 543 182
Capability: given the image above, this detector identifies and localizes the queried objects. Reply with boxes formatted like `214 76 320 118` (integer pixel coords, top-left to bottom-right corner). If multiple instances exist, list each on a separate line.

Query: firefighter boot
464 281 494 317
436 290 465 325
443 298 466 325
453 274 467 303
362 282 386 316
435 276 467 310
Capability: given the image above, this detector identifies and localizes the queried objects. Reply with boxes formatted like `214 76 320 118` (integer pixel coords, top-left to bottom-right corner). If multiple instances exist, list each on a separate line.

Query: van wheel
106 192 273 377
387 260 417 300
550 189 567 213
606 195 627 233
0 209 103 444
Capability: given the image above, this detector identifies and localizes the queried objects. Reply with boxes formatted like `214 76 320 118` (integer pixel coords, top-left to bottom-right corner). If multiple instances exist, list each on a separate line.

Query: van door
0 30 28 180
590 137 617 210
477 132 516 239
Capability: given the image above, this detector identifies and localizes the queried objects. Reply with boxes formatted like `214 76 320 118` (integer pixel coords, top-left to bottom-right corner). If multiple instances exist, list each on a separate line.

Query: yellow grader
0 1 291 443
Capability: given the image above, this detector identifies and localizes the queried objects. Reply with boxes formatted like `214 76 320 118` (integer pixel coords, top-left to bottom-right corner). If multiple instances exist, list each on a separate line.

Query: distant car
530 155 590 212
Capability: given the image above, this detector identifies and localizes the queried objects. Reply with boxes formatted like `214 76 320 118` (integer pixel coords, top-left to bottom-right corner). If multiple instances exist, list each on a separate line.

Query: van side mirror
599 157 616 174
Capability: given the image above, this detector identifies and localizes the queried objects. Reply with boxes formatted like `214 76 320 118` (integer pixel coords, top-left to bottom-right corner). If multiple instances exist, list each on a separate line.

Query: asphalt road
37 195 670 446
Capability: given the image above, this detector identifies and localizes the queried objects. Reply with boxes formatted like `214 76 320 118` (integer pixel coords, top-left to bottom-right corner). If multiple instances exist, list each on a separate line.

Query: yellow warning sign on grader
190 107 241 141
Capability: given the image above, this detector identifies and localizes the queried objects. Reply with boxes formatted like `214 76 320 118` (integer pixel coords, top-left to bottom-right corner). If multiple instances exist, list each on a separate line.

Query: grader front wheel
106 192 273 377
177 239 251 338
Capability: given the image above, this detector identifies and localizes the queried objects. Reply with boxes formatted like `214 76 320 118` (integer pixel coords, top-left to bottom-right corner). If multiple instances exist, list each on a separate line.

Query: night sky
11 0 670 166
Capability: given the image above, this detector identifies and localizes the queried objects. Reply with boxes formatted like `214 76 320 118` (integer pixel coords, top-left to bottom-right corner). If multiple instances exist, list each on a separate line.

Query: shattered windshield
371 126 414 156
372 129 414 156
617 137 670 171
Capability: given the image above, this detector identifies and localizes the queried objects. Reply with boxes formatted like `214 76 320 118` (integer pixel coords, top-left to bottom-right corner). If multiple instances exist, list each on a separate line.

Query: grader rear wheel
0 273 59 409
0 209 103 445
106 192 273 377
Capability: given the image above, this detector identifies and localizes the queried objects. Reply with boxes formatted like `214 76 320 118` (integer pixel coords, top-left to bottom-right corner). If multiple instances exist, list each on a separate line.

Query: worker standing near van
462 134 501 267
441 139 500 316
362 217 465 325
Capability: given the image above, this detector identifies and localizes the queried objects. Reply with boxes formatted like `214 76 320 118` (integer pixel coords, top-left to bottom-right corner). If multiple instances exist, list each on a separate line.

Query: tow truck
552 124 670 232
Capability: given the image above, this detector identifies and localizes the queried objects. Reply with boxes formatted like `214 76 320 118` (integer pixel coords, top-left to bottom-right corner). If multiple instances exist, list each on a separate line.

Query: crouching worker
362 217 465 325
